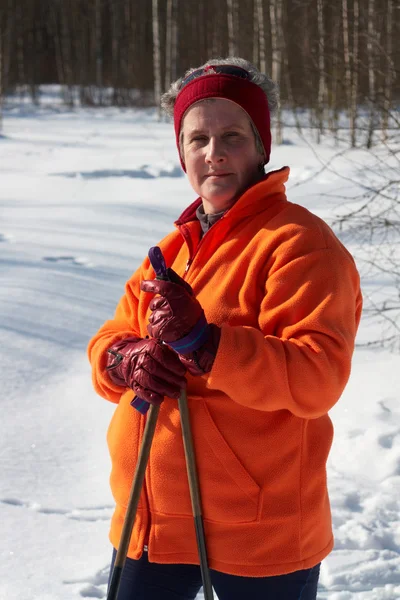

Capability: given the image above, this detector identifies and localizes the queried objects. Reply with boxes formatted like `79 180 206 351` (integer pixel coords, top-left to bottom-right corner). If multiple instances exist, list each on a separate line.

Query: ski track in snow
42 255 94 267
0 497 114 522
1 96 400 599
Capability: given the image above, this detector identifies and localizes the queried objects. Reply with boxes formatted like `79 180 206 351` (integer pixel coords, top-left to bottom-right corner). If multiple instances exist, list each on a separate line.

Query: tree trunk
253 0 259 66
171 0 178 82
270 0 283 144
316 0 326 142
165 0 178 90
382 0 393 142
152 0 161 117
0 24 3 133
165 0 173 91
227 0 238 56
3 0 13 97
255 0 266 73
49 3 66 98
329 6 340 142
350 0 359 147
366 0 376 148
111 0 120 103
342 0 351 111
60 0 74 106
15 0 25 99
95 0 103 104
282 1 302 136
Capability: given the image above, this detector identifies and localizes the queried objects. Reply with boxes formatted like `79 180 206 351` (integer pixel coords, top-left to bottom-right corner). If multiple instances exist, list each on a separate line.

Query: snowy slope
1 98 399 599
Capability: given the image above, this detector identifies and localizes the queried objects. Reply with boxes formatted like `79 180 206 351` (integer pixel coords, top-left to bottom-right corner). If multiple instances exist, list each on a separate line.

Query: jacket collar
175 166 290 226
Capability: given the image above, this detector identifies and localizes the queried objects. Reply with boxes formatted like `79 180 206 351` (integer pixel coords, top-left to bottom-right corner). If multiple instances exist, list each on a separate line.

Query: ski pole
107 247 167 599
107 403 160 600
147 246 214 598
179 389 214 600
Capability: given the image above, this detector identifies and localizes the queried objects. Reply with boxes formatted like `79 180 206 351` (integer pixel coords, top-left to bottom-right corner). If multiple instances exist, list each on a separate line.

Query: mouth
206 172 232 179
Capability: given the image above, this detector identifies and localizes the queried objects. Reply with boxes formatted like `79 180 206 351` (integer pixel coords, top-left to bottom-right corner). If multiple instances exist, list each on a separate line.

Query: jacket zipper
143 214 225 549
182 215 226 278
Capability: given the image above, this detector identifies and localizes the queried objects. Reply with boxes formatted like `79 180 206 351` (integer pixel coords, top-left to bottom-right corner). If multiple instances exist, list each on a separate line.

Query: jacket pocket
192 400 261 524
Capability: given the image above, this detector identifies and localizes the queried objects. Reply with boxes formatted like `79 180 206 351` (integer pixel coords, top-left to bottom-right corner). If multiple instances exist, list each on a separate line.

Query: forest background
0 0 399 147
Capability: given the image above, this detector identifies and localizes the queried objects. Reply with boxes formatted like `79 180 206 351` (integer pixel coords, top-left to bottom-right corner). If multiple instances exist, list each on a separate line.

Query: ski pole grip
131 246 169 415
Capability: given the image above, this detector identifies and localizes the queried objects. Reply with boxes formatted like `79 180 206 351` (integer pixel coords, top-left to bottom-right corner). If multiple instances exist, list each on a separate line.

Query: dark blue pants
109 548 320 599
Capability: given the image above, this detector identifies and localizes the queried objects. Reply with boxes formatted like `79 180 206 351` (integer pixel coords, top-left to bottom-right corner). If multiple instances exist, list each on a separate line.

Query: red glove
140 274 221 376
140 277 203 343
106 337 186 405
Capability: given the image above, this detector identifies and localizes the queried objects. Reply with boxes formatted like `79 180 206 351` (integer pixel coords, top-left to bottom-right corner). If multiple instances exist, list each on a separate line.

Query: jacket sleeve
206 246 363 419
87 266 144 404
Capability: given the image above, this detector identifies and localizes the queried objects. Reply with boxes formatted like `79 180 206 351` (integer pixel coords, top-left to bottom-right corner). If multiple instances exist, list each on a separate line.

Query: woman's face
181 98 265 214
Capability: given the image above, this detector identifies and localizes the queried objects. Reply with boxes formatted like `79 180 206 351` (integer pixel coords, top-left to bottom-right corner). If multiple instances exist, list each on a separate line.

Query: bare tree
342 0 351 112
15 0 25 99
60 0 74 106
49 2 66 99
366 0 377 148
270 0 283 144
252 0 259 66
329 4 340 141
332 133 400 349
255 0 266 74
0 17 3 133
316 0 326 142
382 0 394 142
95 0 103 104
350 0 359 147
165 0 178 92
152 0 161 117
227 0 238 56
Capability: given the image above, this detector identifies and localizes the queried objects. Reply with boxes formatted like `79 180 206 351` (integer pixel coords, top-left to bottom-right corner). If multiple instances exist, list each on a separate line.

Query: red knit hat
173 67 271 172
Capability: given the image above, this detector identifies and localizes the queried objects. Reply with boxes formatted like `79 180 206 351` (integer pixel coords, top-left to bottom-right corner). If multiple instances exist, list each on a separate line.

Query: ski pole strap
130 396 151 414
167 314 209 354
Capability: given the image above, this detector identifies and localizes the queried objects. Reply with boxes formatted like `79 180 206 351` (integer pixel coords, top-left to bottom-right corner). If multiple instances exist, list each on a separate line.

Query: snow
1 94 399 599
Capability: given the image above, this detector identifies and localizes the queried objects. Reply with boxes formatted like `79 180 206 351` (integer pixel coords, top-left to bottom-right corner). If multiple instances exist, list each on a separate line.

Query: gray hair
161 57 279 161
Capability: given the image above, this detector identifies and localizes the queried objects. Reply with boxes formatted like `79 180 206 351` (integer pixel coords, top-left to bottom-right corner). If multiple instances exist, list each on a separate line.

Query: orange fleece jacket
88 167 362 577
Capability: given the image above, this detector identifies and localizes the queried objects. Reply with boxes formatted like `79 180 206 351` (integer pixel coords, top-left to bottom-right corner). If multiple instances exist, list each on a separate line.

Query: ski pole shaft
107 403 160 600
178 390 214 600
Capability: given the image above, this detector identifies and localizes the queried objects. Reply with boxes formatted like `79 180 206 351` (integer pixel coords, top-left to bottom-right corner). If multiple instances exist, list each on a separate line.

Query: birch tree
366 0 377 148
0 21 3 133
152 0 161 117
255 0 266 74
316 0 326 141
15 0 25 99
350 0 359 147
329 6 340 140
227 0 238 56
342 0 351 111
253 0 259 66
382 0 394 142
270 0 283 144
95 0 103 104
165 0 174 91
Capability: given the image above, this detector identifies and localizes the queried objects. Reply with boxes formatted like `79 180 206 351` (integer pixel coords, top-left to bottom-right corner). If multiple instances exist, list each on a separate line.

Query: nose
205 137 226 164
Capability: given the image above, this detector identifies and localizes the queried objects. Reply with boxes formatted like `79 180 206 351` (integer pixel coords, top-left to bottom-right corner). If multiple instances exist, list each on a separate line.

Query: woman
88 57 362 600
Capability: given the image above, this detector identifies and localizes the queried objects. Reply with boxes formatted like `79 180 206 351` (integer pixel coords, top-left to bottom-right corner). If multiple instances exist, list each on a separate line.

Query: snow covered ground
1 95 399 599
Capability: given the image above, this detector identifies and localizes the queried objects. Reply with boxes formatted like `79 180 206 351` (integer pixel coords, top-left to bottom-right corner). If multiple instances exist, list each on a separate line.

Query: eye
190 135 207 143
224 131 241 140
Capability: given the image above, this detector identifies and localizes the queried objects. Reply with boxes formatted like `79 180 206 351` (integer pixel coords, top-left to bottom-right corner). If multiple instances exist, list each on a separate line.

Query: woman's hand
106 337 186 405
141 275 221 376
140 277 204 344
